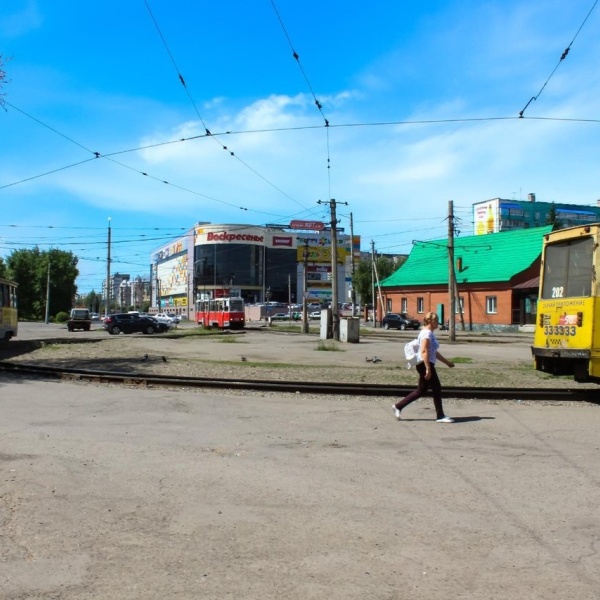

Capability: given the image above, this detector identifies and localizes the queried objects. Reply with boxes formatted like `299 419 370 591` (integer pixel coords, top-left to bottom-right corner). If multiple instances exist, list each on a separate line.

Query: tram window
541 237 593 299
230 298 243 311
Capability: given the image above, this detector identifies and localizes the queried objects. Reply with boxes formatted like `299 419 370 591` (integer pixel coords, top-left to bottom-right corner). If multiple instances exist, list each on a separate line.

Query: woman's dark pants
395 362 445 419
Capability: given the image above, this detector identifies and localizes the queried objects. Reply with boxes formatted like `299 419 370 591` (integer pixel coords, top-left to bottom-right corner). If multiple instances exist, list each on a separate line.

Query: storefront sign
289 220 325 231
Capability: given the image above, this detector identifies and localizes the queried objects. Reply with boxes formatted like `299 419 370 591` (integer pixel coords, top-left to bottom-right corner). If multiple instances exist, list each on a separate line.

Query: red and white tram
196 297 245 330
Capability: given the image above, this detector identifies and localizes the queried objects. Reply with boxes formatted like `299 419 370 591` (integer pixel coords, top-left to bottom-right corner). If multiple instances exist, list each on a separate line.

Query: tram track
0 360 597 403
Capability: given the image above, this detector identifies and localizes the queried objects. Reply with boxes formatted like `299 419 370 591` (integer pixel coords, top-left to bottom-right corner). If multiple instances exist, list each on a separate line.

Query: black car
103 313 170 335
381 313 421 330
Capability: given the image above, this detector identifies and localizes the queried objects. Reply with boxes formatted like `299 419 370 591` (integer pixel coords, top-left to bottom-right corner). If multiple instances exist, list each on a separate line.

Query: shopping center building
150 223 360 315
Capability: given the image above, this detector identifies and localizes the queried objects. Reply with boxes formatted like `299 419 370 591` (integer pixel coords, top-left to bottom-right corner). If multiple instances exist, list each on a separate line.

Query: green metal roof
381 225 553 287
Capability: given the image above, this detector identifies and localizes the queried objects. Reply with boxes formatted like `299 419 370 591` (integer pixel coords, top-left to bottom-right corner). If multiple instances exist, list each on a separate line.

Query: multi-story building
150 223 360 315
102 272 130 312
473 194 600 235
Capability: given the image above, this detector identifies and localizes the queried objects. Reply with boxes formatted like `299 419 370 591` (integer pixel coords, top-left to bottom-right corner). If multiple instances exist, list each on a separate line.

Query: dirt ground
1 324 600 598
2 320 588 390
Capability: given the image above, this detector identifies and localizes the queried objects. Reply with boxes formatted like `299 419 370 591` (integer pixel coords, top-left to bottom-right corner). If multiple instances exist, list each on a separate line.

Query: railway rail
0 361 597 403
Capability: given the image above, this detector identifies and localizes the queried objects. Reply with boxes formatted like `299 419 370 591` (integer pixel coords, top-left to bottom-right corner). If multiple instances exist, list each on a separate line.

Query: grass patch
316 340 345 352
217 336 242 343
450 356 473 364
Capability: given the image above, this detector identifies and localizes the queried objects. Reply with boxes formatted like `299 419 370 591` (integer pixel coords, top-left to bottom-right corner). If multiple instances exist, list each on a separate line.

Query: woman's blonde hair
423 311 439 325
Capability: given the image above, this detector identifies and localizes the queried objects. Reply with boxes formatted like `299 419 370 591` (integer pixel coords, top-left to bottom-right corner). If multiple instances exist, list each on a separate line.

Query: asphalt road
1 324 599 598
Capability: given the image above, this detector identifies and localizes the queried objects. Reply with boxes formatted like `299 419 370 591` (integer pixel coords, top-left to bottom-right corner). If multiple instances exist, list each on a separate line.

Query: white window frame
455 297 464 314
401 298 408 313
416 297 424 313
486 296 497 314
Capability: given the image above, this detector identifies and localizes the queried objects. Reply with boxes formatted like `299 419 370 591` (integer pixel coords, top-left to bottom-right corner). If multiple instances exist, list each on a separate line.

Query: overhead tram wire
0 103 240 211
5 106 599 202
270 0 333 198
142 0 308 212
519 0 599 117
5 108 599 193
0 102 283 219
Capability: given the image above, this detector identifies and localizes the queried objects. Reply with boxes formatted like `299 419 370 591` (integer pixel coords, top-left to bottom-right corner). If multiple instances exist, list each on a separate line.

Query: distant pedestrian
392 311 455 423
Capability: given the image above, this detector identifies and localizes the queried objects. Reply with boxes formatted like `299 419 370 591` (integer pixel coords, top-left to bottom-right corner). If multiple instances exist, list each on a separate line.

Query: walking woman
392 311 455 423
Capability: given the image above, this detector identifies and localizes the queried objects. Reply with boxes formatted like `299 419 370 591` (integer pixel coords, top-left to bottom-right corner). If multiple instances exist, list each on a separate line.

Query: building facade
150 223 359 316
473 195 600 235
101 273 151 312
380 226 553 332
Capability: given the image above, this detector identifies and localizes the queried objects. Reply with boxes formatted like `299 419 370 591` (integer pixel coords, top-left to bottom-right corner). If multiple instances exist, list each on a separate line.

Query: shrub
55 311 69 323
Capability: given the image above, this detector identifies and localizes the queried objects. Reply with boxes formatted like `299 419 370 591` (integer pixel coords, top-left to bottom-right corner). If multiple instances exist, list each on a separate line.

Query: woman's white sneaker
436 415 455 423
392 405 402 420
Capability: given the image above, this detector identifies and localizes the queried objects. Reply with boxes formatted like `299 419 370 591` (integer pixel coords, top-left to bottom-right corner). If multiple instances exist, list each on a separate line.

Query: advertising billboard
474 200 498 235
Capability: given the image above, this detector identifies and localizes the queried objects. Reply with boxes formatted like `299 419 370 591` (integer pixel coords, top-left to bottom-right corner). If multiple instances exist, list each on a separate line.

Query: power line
143 0 309 211
5 106 600 193
270 0 330 129
0 101 298 218
269 0 336 201
519 0 599 117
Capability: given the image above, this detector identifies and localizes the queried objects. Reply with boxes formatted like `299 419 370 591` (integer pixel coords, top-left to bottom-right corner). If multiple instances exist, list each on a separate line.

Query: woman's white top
417 328 439 364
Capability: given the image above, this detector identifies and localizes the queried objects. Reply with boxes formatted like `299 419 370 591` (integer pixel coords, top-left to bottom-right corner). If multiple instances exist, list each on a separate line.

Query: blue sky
2 0 600 294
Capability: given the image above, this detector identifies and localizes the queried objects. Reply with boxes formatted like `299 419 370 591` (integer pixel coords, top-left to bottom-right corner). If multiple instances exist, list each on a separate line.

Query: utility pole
318 198 347 341
288 273 292 320
106 217 111 317
299 238 309 334
371 240 376 327
350 212 357 317
448 201 456 342
44 261 51 324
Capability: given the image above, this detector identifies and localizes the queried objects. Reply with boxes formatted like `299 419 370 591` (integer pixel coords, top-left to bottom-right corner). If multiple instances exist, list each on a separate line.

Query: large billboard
156 254 188 297
295 233 351 264
474 199 498 235
153 236 188 297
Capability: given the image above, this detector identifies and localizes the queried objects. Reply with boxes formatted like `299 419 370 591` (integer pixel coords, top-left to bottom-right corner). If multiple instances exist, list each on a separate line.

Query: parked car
271 312 289 320
381 313 421 330
68 308 92 332
103 313 170 335
154 313 175 327
309 310 322 320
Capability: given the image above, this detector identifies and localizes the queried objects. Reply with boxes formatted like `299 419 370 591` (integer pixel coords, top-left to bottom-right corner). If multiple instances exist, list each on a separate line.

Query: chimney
528 193 536 202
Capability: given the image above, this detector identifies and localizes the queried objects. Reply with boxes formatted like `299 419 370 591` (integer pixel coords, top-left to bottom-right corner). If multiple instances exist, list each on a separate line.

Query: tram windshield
541 236 594 299
228 298 244 312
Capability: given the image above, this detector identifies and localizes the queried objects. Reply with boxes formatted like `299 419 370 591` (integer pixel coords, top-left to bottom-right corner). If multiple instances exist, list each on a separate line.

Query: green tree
352 256 397 305
0 256 7 279
6 247 79 320
47 248 79 313
82 290 101 312
6 247 45 319
546 203 563 230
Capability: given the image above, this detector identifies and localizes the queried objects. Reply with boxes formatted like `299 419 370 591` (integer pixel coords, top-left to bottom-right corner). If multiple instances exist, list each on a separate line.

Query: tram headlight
538 313 544 327
577 312 583 327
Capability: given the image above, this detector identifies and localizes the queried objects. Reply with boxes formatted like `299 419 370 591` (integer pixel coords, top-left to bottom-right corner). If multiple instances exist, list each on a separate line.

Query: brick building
379 225 553 332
